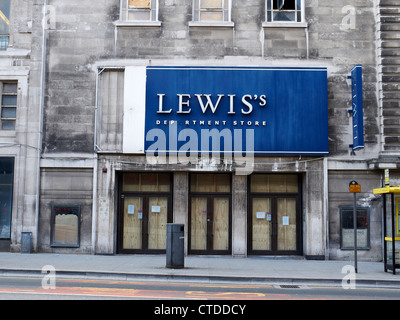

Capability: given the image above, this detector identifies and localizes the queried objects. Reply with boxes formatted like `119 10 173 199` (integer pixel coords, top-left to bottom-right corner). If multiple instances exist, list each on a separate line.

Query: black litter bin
166 224 184 269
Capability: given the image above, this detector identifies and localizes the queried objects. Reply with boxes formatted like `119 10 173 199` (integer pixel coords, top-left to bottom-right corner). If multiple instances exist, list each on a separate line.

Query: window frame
117 0 161 27
50 204 81 248
189 0 234 28
339 206 370 250
0 82 17 131
263 0 307 28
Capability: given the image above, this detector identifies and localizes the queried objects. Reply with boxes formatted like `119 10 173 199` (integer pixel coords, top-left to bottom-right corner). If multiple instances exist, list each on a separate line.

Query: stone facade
2 0 398 261
0 0 44 251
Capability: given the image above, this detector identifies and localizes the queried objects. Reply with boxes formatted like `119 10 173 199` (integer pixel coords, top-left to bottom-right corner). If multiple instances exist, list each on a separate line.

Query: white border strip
123 66 146 154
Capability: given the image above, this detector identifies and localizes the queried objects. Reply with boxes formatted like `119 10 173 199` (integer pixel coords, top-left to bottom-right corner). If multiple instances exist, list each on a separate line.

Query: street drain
279 285 300 289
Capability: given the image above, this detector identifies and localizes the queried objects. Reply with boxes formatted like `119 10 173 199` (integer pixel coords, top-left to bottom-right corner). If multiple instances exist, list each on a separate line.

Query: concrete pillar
232 174 247 257
95 159 115 254
173 172 189 255
304 159 327 260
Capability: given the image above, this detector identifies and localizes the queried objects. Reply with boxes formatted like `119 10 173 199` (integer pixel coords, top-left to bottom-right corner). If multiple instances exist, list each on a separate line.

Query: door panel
190 197 207 250
252 198 272 251
148 197 168 250
190 196 231 253
123 196 143 250
249 196 300 255
213 198 229 251
277 198 297 251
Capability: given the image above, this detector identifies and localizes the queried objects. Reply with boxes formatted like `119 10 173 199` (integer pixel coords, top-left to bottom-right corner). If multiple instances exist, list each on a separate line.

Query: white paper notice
256 212 266 219
128 205 135 214
282 216 289 226
152 206 161 213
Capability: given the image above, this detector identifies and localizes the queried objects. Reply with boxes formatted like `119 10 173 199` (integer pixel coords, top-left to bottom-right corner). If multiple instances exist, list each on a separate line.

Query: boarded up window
129 0 151 8
97 70 124 152
51 205 81 247
193 0 230 22
250 174 298 193
123 173 171 192
123 0 158 21
201 0 222 9
190 174 230 193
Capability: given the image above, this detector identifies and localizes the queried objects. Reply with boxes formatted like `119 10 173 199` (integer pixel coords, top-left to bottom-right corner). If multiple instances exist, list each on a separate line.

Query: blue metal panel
350 65 364 151
144 66 328 155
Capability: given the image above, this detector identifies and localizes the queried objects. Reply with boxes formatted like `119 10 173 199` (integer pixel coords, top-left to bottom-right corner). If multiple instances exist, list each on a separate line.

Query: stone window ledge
115 20 162 28
262 22 308 28
188 21 234 28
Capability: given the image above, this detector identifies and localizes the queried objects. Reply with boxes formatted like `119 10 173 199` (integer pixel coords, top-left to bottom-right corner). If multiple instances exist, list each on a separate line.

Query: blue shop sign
144 66 329 155
349 65 364 151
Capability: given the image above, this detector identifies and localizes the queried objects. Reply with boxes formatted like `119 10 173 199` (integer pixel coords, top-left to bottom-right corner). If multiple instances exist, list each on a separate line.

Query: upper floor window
265 0 306 26
0 0 11 50
1 82 17 131
118 0 160 26
191 0 233 27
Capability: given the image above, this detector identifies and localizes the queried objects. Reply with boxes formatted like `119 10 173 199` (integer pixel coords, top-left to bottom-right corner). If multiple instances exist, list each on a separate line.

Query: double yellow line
0 10 9 25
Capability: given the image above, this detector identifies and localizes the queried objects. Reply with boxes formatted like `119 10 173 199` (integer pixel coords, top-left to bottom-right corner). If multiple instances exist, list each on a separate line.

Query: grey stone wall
35 0 385 259
1 0 44 251
378 0 400 152
328 170 382 261
38 168 93 253
41 0 379 158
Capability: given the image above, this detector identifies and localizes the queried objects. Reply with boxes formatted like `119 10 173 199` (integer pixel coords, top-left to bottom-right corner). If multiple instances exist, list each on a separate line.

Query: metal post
353 192 358 273
383 194 387 272
392 193 396 275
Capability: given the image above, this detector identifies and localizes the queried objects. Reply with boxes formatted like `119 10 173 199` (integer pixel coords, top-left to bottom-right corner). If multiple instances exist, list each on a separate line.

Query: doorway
248 174 302 255
189 174 232 255
118 173 172 254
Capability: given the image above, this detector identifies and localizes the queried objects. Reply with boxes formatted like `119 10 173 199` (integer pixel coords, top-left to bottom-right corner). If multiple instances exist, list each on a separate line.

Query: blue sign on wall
144 66 328 155
349 65 364 151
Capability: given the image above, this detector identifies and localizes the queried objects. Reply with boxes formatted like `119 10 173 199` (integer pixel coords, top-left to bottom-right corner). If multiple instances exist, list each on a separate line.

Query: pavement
0 252 400 288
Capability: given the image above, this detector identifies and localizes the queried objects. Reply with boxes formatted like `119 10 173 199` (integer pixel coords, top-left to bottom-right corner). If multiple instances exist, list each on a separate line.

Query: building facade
0 0 44 252
1 0 398 261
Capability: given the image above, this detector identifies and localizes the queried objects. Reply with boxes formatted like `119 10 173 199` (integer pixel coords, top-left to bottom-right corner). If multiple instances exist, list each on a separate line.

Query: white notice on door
128 205 135 214
282 216 289 226
256 212 266 219
152 206 161 213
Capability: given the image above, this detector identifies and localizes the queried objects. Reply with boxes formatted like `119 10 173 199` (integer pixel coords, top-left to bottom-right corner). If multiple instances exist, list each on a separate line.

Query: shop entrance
118 173 172 254
248 174 302 255
189 174 232 255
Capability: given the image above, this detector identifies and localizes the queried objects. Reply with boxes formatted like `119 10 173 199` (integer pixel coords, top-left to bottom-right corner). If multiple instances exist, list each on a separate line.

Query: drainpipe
91 68 103 254
34 0 48 250
323 157 329 260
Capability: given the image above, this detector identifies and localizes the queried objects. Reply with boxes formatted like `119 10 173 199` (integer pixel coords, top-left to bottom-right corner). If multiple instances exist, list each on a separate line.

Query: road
0 274 400 301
